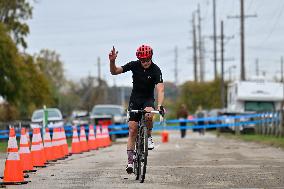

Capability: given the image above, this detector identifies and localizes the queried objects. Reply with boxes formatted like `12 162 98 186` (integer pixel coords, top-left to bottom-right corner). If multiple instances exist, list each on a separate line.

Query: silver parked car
31 108 64 128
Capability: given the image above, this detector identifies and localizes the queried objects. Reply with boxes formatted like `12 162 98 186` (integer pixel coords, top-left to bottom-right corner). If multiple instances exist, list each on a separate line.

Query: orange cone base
0 181 29 185
71 143 82 154
88 141 98 150
44 147 54 161
31 150 46 167
80 142 89 152
3 160 24 183
20 153 34 172
23 170 37 173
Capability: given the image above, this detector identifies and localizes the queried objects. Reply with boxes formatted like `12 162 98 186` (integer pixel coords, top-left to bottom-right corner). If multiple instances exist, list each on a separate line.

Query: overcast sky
26 0 284 86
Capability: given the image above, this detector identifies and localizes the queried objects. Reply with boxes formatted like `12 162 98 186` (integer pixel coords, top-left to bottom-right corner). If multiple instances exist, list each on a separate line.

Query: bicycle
130 109 164 183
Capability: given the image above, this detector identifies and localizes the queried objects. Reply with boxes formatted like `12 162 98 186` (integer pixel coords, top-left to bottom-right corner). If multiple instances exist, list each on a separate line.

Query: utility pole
97 57 101 86
281 56 284 82
221 20 225 108
197 4 204 82
213 0 217 80
120 86 125 107
227 0 257 81
174 46 178 85
192 13 198 82
255 58 259 76
240 0 245 80
282 56 284 136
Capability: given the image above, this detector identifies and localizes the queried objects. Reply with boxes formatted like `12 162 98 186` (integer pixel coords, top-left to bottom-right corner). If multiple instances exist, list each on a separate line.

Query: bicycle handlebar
129 109 166 124
130 110 161 114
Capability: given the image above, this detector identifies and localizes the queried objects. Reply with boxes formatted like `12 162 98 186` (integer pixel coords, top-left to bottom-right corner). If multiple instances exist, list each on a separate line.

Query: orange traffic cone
39 128 47 164
58 127 66 159
88 125 98 150
71 126 82 154
101 124 111 147
26 128 30 147
19 128 36 173
95 125 103 148
52 127 64 160
0 127 28 185
61 127 69 156
79 126 89 152
161 131 169 143
31 128 46 167
43 128 54 161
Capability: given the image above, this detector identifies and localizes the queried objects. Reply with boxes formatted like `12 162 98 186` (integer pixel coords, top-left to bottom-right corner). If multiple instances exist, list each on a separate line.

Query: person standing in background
176 104 188 138
195 105 205 135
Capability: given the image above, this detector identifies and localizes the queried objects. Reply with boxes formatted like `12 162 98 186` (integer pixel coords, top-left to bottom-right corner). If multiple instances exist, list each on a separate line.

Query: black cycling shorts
128 97 155 122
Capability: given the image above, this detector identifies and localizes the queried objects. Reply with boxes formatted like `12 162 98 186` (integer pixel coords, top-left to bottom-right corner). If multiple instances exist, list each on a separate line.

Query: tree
34 49 67 110
0 23 22 103
18 55 54 118
56 80 81 115
35 49 66 90
0 23 54 119
178 79 222 113
0 0 33 48
77 76 108 111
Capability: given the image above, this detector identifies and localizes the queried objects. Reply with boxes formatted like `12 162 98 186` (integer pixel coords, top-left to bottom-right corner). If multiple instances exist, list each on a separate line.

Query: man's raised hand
109 46 118 62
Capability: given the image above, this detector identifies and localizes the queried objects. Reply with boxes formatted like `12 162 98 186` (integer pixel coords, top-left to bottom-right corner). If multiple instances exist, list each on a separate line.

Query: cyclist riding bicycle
108 44 165 174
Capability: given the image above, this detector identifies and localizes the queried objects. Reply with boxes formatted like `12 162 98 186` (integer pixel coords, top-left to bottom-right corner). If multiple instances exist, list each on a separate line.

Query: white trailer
227 79 283 113
225 79 283 132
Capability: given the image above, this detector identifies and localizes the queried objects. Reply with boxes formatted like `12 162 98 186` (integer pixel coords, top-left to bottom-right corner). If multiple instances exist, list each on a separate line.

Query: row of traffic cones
1 122 112 185
1 127 70 185
71 123 112 154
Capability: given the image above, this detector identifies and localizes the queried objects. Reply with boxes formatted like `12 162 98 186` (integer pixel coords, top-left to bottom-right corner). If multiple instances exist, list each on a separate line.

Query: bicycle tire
140 126 148 183
134 136 140 180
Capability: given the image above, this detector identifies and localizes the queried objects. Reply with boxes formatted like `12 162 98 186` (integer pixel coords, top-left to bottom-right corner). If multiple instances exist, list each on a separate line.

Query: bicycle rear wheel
139 126 148 183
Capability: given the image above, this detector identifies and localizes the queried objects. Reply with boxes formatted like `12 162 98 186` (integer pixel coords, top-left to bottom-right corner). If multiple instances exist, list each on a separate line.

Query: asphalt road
1 131 284 189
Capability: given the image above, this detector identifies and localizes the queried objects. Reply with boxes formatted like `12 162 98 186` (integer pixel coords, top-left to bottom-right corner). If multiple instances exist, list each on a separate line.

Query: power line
257 2 284 47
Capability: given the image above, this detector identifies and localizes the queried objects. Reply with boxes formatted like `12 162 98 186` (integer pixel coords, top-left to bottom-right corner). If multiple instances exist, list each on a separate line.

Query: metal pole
174 46 178 84
197 4 204 82
98 57 101 86
192 13 198 82
282 56 284 136
240 0 245 80
213 0 217 80
281 56 283 82
255 58 259 76
221 21 225 108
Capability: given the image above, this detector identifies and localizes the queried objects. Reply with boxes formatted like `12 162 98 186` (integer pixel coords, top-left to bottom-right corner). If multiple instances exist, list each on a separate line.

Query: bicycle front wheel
139 126 148 183
134 139 140 180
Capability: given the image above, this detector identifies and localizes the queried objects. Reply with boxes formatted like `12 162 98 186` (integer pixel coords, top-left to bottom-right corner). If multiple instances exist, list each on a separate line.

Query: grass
217 132 284 149
0 141 7 152
0 138 73 153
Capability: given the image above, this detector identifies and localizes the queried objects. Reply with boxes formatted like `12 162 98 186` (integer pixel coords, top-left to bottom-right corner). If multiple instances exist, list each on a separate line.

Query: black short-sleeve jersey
121 60 163 99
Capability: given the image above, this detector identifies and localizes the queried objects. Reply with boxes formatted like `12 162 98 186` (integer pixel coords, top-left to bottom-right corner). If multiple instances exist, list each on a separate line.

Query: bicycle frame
130 109 162 183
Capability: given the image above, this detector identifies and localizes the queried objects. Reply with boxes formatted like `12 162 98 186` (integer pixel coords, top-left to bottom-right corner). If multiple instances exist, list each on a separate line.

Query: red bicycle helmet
136 45 153 59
